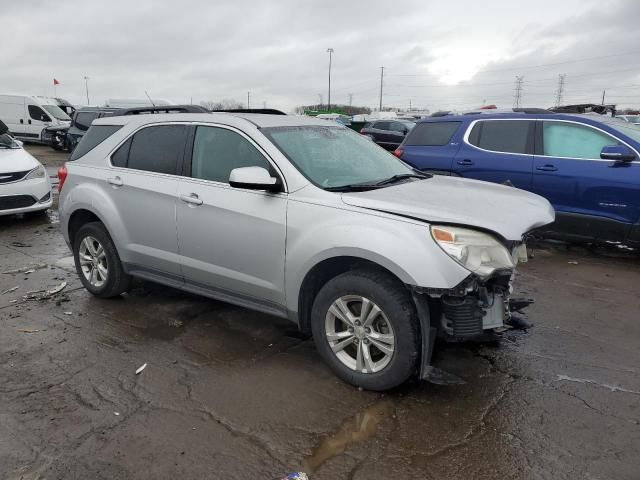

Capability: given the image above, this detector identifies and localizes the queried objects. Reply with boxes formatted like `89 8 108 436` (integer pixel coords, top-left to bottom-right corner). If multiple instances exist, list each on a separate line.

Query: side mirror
229 166 281 192
600 144 635 162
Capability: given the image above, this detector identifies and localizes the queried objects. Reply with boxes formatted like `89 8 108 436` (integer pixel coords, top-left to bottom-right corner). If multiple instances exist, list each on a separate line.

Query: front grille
0 195 36 210
442 296 484 337
0 170 30 184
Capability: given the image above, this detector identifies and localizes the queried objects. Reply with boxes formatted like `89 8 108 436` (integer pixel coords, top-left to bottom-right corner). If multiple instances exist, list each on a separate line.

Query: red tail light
359 128 365 134
393 148 404 158
57 165 68 193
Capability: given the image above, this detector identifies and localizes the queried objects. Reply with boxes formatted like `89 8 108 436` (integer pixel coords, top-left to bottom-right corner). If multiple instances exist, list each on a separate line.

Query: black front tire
73 222 130 298
310 269 420 391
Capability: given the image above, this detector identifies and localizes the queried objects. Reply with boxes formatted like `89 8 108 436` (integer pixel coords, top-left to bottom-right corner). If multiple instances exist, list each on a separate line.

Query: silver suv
58 113 554 390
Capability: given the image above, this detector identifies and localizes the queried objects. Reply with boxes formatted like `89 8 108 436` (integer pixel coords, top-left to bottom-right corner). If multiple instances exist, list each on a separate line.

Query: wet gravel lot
1 147 639 479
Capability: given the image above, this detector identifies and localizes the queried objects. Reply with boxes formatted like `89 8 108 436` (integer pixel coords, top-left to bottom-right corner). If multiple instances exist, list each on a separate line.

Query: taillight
57 165 68 192
393 148 404 158
359 128 365 134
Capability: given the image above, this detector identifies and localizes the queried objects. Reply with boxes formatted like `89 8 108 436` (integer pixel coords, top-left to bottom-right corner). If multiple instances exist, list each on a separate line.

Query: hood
341 175 555 241
0 148 40 174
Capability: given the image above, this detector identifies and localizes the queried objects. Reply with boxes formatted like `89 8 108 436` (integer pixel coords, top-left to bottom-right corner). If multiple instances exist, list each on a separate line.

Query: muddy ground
0 146 639 479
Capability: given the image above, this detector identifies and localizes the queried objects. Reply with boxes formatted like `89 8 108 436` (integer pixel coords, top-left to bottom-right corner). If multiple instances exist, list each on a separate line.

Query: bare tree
200 99 245 111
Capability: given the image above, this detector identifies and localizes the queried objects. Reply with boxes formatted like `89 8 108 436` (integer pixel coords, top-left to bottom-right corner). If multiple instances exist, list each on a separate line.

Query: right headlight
430 225 514 278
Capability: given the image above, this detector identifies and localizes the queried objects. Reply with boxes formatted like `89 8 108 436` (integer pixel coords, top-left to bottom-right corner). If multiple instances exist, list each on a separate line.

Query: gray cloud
1 0 638 111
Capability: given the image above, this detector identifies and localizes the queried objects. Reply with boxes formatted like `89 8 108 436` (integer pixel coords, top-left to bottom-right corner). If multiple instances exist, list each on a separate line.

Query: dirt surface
1 147 639 479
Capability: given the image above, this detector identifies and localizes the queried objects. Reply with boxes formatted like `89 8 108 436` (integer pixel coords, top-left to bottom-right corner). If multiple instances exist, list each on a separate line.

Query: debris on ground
23 282 68 301
135 363 147 375
506 314 533 330
10 241 31 248
17 328 40 333
63 311 73 315
114 412 120 416
567 261 579 265
2 263 48 274
281 473 309 480
1 286 19 295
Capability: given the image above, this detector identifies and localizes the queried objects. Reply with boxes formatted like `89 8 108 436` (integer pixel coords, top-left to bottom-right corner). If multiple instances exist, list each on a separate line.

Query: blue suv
395 110 640 246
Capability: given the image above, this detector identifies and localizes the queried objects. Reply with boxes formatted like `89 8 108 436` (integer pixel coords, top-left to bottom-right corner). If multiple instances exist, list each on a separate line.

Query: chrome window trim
462 117 640 163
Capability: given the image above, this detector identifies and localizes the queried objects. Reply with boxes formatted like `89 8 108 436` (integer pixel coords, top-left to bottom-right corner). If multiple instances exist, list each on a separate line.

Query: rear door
386 121 409 149
100 123 188 278
399 120 462 173
371 121 392 148
455 119 534 189
176 124 288 309
532 120 640 239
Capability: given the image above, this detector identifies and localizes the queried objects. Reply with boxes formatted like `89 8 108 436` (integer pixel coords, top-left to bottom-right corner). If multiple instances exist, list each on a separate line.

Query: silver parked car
58 113 554 390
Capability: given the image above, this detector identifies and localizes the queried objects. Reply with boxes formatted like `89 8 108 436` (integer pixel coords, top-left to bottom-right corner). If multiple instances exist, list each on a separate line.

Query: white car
0 121 53 216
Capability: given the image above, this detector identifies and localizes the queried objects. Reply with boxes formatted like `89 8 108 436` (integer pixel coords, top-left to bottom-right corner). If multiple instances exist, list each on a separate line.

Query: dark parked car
359 119 415 150
394 109 640 246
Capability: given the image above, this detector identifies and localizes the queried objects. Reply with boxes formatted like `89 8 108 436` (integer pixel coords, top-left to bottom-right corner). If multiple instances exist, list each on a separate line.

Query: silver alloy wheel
78 235 108 288
325 295 395 373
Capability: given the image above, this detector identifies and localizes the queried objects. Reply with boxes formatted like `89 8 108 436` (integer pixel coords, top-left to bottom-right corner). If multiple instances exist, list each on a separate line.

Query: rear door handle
107 176 123 187
180 193 203 206
456 159 474 166
536 164 558 172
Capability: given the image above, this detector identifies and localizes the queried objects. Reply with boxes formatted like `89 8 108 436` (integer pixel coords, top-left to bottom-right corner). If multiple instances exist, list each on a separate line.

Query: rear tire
73 222 130 298
310 269 420 391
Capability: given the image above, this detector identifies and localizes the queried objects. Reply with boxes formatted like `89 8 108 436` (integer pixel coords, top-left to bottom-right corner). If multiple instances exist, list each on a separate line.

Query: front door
531 120 640 240
176 124 287 308
26 105 52 141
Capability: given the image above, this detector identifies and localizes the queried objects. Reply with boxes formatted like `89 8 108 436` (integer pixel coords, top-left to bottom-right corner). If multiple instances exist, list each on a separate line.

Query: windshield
263 126 416 189
42 104 71 121
607 120 640 143
0 133 19 149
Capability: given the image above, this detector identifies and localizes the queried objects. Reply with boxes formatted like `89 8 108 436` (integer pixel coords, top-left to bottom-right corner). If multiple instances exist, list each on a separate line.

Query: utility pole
348 93 353 107
409 99 412 111
555 74 566 107
379 66 384 111
247 91 250 109
83 76 90 105
326 48 334 111
318 93 323 110
601 89 606 105
513 76 524 108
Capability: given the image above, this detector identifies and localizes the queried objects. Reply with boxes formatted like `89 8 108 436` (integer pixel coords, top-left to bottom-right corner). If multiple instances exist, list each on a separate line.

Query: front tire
73 222 130 298
310 269 420 391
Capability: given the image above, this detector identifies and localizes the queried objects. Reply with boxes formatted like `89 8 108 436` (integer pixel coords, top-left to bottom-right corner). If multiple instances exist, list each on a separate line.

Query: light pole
83 76 90 105
326 48 334 111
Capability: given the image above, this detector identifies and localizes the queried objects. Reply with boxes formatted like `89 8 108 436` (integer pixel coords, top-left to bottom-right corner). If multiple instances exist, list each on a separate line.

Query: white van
0 95 71 143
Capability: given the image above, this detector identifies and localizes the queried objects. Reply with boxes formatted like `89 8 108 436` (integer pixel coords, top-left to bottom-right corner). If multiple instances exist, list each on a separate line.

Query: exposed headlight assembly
431 225 514 278
24 165 46 180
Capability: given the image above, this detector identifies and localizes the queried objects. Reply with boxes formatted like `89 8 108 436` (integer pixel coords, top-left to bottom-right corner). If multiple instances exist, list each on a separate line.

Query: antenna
144 91 156 107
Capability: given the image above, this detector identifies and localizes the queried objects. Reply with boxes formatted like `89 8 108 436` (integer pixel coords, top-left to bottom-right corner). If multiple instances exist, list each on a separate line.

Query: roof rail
117 104 209 115
210 108 287 115
513 108 556 114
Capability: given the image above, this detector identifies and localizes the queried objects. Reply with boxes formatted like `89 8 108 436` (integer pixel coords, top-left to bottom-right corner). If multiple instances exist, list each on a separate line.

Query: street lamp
326 48 334 111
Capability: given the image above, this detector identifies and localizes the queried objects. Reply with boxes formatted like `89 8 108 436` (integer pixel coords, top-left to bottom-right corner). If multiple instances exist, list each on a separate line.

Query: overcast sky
2 0 639 112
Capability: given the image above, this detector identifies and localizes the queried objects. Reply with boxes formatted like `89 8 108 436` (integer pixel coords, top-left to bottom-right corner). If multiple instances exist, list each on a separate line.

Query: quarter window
126 125 187 174
28 105 51 122
405 122 460 146
69 125 122 161
74 112 99 131
468 120 531 154
191 126 271 183
374 121 391 130
542 122 620 159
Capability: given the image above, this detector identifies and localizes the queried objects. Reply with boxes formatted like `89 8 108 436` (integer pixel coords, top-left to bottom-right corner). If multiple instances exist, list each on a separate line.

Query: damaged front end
413 227 533 383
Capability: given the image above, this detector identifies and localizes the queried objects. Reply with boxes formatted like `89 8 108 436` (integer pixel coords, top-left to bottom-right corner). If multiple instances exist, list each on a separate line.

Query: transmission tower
513 76 524 108
555 74 566 106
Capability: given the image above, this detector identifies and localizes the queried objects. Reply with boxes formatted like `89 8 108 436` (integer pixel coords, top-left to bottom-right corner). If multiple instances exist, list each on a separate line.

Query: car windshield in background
0 133 19 149
603 119 640 143
264 126 417 189
42 105 71 121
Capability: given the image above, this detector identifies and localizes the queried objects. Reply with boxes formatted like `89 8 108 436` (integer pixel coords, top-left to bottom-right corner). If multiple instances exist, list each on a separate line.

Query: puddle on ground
303 399 394 473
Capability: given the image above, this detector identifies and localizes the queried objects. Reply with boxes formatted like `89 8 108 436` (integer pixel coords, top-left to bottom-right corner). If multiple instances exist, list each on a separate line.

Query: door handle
536 164 558 172
180 193 203 206
19 119 23 124
107 176 123 187
456 159 474 166
28 120 32 125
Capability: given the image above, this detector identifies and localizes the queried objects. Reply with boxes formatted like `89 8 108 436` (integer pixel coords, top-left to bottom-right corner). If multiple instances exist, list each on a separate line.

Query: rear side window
405 121 460 146
374 121 391 130
468 120 531 154
126 125 187 174
69 125 122 161
74 112 99 131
